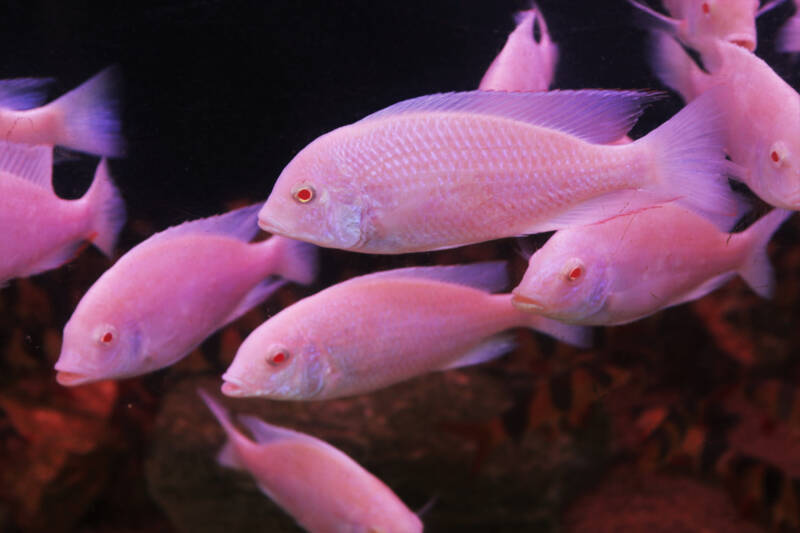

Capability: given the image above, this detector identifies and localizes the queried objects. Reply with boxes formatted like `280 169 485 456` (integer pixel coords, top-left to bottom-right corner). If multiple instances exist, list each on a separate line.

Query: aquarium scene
4 0 800 531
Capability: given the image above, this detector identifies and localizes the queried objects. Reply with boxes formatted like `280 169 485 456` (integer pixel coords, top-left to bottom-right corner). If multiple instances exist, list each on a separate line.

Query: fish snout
511 293 546 313
55 370 95 387
726 34 756 51
221 379 247 397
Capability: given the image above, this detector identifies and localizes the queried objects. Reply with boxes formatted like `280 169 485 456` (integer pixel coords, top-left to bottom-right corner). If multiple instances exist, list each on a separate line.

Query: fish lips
725 33 756 52
510 292 546 313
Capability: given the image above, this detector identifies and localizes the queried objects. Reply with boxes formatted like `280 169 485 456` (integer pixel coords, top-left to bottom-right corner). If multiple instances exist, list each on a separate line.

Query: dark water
2 1 800 532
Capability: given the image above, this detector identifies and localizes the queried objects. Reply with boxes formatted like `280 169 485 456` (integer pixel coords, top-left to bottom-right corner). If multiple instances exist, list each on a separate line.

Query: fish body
651 35 800 209
200 391 422 533
0 145 124 286
0 67 124 157
511 205 791 325
479 4 558 92
55 205 316 386
259 89 736 253
222 262 588 400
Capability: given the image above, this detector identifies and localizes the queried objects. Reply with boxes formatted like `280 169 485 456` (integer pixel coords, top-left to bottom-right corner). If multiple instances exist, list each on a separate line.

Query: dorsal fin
146 203 261 246
348 261 509 293
357 90 663 144
0 141 53 190
0 77 52 111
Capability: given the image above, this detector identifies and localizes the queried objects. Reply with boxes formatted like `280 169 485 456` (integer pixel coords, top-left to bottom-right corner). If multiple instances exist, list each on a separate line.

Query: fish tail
640 89 740 231
738 209 793 298
197 389 247 471
261 236 318 285
84 159 126 257
49 66 125 157
522 313 592 349
649 30 705 102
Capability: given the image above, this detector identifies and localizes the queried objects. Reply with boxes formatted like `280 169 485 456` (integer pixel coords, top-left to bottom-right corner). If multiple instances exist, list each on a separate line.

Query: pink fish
479 3 558 92
258 89 737 254
0 67 124 157
777 0 800 52
628 0 783 51
199 391 423 533
511 205 791 325
55 205 316 386
0 144 124 286
651 34 800 209
221 262 589 400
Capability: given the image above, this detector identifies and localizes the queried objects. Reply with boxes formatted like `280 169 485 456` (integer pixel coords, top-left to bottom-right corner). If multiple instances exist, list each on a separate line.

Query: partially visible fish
628 0 782 51
777 0 800 52
258 89 737 254
0 67 124 157
199 390 423 533
55 205 317 386
479 3 558 92
650 34 800 209
511 205 791 325
0 143 125 287
221 262 590 401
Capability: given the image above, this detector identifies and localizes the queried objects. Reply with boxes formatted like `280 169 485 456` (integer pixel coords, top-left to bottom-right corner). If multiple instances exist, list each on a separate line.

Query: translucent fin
84 159 126 257
441 334 516 370
739 209 793 298
0 77 52 111
649 30 706 102
668 272 737 307
197 389 248 470
524 314 592 348
261 236 318 285
48 66 125 157
23 239 85 277
777 14 800 53
348 261 509 293
0 141 53 190
237 414 321 447
627 0 683 36
222 278 287 326
359 90 663 144
637 88 740 231
147 203 261 246
758 0 788 17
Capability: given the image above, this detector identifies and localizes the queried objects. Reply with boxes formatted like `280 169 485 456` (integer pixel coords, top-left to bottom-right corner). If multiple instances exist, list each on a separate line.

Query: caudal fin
49 66 125 157
264 236 318 285
649 30 705 102
639 89 739 231
739 209 793 298
84 159 126 257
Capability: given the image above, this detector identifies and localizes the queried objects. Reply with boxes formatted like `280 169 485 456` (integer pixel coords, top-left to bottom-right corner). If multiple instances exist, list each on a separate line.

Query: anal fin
670 272 736 308
442 334 516 371
222 278 287 326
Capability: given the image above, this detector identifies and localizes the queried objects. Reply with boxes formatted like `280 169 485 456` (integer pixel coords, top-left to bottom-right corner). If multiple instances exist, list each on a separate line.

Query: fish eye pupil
701 2 710 14
269 351 288 366
294 186 314 203
101 332 113 343
568 267 582 281
771 151 780 163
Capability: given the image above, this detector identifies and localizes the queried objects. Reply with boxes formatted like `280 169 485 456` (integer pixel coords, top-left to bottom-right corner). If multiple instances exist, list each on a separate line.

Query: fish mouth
726 34 755 51
511 293 546 313
55 371 97 387
220 374 250 397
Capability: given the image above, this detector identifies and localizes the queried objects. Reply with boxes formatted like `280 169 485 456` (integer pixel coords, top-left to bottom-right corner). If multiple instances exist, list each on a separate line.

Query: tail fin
49 66 125 157
83 159 126 257
197 389 247 471
263 236 318 285
525 314 592 349
739 209 793 298
649 30 706 102
639 89 739 231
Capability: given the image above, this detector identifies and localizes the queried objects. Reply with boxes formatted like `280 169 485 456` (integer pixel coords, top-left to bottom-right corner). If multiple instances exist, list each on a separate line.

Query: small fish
0 143 125 287
511 205 791 325
628 0 782 51
221 262 590 400
650 34 800 209
55 205 317 386
479 3 558 92
199 390 423 533
258 89 737 254
0 67 124 157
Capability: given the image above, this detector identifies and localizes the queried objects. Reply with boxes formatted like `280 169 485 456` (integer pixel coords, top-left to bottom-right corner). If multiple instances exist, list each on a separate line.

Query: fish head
757 139 800 208
685 0 758 50
512 240 610 322
222 322 329 400
55 314 143 386
258 133 369 251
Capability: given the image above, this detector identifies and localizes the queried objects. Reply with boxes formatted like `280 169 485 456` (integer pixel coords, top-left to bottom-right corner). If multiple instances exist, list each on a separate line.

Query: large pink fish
258 89 737 254
479 3 558 92
628 0 782 51
55 205 316 386
0 67 124 157
199 391 423 533
221 262 589 400
651 33 800 210
511 205 791 325
0 144 124 287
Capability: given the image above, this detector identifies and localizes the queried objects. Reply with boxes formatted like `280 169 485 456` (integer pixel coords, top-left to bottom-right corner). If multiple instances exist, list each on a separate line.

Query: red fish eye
101 332 113 344
701 2 710 14
268 351 289 366
293 186 314 203
568 267 582 281
771 151 780 163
